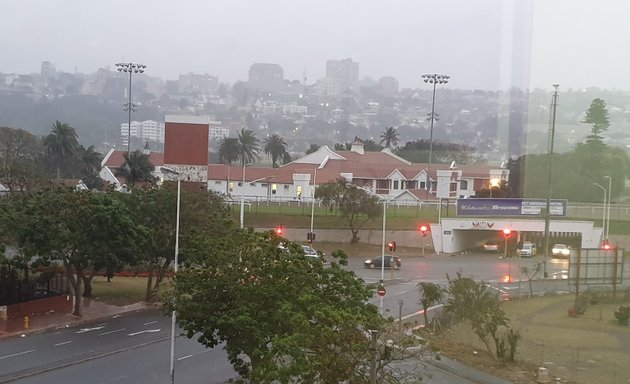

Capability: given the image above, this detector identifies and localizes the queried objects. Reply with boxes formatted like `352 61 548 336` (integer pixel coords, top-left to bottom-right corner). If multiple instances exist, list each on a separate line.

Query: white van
517 242 537 257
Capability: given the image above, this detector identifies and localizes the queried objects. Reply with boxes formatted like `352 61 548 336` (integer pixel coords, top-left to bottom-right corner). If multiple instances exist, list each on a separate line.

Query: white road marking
177 354 193 361
98 328 126 336
75 326 105 334
127 329 161 336
143 321 157 326
54 341 72 347
0 349 35 360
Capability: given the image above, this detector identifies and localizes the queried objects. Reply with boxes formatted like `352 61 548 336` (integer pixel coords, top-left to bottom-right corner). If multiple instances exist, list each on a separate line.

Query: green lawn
230 202 630 233
90 276 150 306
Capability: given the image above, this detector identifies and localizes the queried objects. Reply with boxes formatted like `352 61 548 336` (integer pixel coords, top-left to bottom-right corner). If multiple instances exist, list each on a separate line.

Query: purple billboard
456 198 567 217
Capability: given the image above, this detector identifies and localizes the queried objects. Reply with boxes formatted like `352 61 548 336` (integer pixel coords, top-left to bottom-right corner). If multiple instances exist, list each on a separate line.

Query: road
1 253 566 383
0 310 480 384
0 311 236 384
348 252 571 316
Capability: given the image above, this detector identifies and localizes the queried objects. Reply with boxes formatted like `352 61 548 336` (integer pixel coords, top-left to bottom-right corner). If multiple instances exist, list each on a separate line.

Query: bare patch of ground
432 294 630 384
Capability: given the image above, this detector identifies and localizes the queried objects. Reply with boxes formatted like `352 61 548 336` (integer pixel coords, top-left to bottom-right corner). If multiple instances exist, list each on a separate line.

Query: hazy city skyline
3 0 630 91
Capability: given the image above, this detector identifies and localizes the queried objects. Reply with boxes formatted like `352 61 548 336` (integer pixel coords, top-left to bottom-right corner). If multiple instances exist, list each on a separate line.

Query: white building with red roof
100 120 507 201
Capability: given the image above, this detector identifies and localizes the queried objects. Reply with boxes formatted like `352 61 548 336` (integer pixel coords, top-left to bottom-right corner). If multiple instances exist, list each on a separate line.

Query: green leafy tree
445 273 510 359
263 133 288 168
305 143 320 155
4 189 142 315
582 98 610 142
120 186 233 301
379 126 399 148
315 179 382 243
169 229 396 383
115 150 156 187
417 282 444 327
43 120 79 178
217 137 240 165
237 127 260 166
78 145 103 189
0 126 46 191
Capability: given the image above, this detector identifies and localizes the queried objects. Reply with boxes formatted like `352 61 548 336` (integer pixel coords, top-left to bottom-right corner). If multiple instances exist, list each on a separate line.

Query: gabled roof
207 164 346 185
289 145 345 166
102 150 164 168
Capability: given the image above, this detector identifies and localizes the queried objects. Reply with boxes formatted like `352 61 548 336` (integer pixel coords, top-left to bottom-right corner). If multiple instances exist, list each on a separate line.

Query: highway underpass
431 218 602 255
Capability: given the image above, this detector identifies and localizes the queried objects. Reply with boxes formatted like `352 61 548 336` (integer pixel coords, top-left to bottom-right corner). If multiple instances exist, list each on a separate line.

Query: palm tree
43 120 79 178
263 133 288 168
217 137 240 165
237 128 260 167
116 150 156 187
379 126 399 149
80 145 102 176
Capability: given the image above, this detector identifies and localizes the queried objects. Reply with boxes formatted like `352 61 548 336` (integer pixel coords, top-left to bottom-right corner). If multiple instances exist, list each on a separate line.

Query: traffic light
387 241 397 252
275 225 284 236
502 229 512 239
312 232 316 241
420 225 428 237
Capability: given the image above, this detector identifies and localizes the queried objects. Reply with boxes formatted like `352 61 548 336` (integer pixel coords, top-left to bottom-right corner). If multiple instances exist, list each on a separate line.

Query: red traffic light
420 225 428 237
502 229 512 239
275 225 284 236
387 241 397 252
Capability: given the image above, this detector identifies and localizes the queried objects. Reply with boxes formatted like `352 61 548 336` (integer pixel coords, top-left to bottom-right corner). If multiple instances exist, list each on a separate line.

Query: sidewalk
0 299 156 340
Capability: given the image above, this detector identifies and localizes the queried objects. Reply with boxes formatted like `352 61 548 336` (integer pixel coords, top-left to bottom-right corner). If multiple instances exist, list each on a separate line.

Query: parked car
482 240 500 252
363 255 402 269
552 244 570 258
517 242 537 257
301 245 328 264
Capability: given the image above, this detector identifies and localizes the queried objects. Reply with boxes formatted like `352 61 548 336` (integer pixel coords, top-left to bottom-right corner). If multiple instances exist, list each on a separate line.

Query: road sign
377 286 386 297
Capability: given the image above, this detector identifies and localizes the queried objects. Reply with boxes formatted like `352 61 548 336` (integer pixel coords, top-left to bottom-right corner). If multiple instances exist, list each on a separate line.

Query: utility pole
369 330 379 384
543 84 559 278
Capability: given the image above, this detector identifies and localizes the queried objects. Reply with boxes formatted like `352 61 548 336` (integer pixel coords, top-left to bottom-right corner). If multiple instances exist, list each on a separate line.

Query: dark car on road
363 255 402 269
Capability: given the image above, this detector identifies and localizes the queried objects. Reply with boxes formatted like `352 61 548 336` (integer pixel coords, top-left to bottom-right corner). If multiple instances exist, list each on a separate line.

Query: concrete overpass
432 218 602 254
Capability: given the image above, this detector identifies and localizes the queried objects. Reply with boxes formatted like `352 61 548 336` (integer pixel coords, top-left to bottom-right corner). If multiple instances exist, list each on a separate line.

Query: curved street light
593 182 607 244
604 175 612 241
160 166 181 384
421 73 449 198
115 62 146 155
347 183 389 314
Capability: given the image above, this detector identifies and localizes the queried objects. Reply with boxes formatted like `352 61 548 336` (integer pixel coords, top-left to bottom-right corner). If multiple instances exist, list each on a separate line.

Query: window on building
284 185 289 190
460 180 468 189
261 183 268 187
214 181 221 185
419 181 426 189
271 184 277 195
237 182 243 187
296 185 302 197
393 180 399 189
229 182 234 192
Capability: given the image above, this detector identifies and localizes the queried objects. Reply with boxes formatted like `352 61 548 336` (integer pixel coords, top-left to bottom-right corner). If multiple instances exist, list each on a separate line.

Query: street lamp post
594 183 607 243
116 62 146 156
421 73 450 198
543 84 559 278
240 164 246 229
309 168 318 249
348 183 388 314
161 167 181 384
605 176 612 241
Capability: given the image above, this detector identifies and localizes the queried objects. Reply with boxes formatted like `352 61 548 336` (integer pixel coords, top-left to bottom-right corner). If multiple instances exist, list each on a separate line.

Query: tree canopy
379 126 399 148
315 179 382 243
237 128 261 166
169 229 387 383
263 133 289 168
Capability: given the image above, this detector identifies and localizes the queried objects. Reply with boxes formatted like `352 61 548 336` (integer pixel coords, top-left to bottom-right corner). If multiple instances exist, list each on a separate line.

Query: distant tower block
163 115 210 183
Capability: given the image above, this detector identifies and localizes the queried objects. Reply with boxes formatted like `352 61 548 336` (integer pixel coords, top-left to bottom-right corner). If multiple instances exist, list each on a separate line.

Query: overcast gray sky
2 0 629 91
